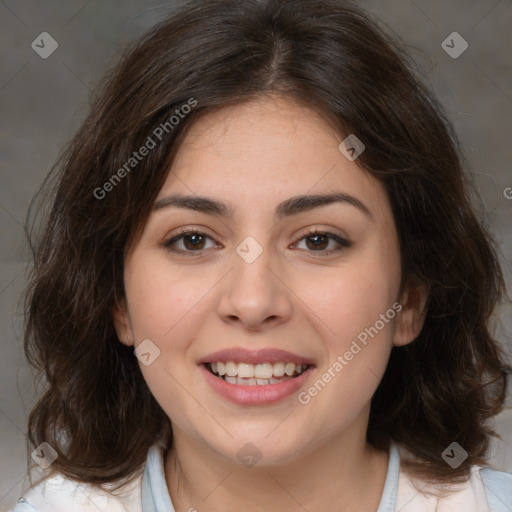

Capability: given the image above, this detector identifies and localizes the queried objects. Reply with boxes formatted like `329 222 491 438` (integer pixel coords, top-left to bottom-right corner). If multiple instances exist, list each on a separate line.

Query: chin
202 428 313 468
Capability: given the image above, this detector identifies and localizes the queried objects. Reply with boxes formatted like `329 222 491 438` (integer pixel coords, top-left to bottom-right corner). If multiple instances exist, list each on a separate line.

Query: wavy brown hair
24 0 510 493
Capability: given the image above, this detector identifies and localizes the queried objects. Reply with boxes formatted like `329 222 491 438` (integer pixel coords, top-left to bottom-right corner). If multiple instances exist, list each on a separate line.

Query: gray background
1 0 511 509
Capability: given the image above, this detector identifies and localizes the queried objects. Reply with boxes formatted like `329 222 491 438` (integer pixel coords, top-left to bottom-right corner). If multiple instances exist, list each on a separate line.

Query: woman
11 0 512 510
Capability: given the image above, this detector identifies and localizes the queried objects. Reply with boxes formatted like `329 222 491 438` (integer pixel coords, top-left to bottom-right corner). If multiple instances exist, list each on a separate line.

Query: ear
112 297 135 347
393 283 429 347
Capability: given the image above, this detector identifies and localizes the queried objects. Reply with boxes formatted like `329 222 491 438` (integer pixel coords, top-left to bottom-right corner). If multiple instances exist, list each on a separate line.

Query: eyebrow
152 192 373 220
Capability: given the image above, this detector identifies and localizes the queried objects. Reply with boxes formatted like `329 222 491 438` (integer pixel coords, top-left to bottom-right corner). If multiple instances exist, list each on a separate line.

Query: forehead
157 96 390 221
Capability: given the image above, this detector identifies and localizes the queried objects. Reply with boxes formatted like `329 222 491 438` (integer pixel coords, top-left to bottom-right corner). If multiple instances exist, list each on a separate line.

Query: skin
114 96 426 512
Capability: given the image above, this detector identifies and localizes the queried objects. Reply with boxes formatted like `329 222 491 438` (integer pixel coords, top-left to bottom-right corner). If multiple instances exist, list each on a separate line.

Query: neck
164 417 389 512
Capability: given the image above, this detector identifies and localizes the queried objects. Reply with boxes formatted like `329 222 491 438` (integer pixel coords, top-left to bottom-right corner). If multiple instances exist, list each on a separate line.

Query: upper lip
198 348 316 366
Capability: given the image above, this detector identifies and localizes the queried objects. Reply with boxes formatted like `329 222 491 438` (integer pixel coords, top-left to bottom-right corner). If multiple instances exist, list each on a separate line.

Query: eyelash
163 227 351 257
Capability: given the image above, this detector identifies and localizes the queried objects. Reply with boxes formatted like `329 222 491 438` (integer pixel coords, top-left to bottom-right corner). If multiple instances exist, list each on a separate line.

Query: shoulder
6 471 143 512
480 466 512 512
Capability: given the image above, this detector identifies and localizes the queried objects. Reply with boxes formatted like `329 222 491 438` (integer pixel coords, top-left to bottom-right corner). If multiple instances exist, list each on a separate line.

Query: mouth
205 361 310 386
198 348 316 405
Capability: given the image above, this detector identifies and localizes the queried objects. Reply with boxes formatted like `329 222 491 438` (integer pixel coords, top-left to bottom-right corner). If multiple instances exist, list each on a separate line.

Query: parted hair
24 0 510 492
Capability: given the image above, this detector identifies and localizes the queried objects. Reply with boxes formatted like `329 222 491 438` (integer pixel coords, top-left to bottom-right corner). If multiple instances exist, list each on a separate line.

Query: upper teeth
210 362 306 378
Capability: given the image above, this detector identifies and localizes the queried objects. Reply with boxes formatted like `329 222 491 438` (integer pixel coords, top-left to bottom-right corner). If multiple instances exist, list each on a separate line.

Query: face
114 96 423 467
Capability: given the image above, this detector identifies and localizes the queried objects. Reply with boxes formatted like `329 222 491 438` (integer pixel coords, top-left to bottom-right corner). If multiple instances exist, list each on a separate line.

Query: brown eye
164 230 218 253
305 233 330 251
295 230 351 255
182 233 206 250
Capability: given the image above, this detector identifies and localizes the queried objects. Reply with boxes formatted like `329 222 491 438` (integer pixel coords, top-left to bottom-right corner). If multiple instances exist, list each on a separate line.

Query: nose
217 240 293 332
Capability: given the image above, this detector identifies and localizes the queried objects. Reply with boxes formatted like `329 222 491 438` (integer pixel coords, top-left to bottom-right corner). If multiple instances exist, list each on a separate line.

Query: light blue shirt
140 442 512 512
10 442 512 511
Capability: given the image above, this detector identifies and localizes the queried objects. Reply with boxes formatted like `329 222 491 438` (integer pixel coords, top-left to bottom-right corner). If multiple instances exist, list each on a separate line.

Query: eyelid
297 226 350 242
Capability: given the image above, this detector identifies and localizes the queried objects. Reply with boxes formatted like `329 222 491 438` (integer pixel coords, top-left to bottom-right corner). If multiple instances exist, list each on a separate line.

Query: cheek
125 259 215 341
299 257 400 347
295 250 399 408
123 259 219 424
297 278 396 431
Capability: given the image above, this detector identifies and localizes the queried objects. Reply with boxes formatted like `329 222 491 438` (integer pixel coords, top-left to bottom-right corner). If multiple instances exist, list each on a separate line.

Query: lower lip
200 364 314 406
